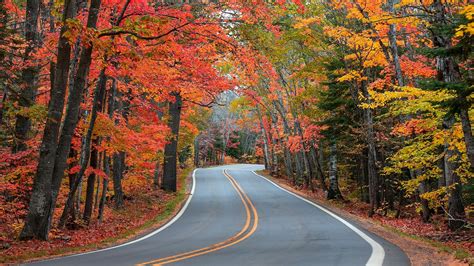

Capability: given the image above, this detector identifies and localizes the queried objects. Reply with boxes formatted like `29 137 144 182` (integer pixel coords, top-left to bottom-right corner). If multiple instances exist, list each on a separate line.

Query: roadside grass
1 167 193 264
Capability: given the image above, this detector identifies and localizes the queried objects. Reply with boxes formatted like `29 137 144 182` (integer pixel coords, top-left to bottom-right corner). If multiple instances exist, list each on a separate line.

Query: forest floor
0 167 193 264
256 170 473 266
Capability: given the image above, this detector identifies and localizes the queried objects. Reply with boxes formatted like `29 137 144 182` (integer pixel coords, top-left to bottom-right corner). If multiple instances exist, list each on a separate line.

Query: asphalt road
29 164 410 266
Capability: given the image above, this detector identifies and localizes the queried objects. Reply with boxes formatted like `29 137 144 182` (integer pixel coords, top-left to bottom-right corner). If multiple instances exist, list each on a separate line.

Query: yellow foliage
337 70 365 82
455 5 474 37
294 17 320 29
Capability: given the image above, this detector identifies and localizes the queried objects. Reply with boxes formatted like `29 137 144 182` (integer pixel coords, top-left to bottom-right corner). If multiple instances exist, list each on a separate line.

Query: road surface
29 164 410 266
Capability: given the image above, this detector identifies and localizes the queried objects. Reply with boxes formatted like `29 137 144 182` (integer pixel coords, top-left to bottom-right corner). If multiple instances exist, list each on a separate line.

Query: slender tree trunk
94 163 101 211
430 0 467 229
162 92 182 192
193 136 200 167
0 87 7 125
359 153 370 203
58 70 106 227
0 0 8 126
410 168 431 222
294 150 304 185
13 0 41 153
20 0 76 240
418 180 431 223
67 149 77 223
105 79 124 209
99 78 114 218
47 0 102 230
310 144 327 191
444 140 466 230
83 143 99 223
361 82 379 216
98 153 109 223
295 119 314 190
459 105 474 169
387 0 404 87
256 106 270 170
153 161 161 189
273 101 294 181
327 142 342 200
75 177 82 216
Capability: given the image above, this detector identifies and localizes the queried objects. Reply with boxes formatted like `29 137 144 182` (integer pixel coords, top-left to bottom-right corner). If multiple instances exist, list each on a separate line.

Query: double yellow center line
137 170 259 266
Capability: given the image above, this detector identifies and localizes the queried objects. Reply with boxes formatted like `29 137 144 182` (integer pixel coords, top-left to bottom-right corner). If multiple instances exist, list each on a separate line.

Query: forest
0 0 473 262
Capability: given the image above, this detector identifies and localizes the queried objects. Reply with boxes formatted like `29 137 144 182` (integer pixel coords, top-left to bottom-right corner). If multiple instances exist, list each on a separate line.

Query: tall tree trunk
410 168 431 222
0 87 7 125
361 82 379 216
67 149 77 223
20 0 76 240
94 163 101 211
295 119 314 190
256 106 270 170
272 100 294 181
418 180 431 223
459 104 474 169
387 0 404 87
193 136 200 167
327 142 342 200
13 0 41 152
153 161 161 189
0 0 8 126
358 154 369 203
98 153 109 223
310 144 327 191
58 69 106 227
162 92 182 192
99 78 114 217
47 0 101 231
83 143 99 223
431 0 467 229
444 139 466 230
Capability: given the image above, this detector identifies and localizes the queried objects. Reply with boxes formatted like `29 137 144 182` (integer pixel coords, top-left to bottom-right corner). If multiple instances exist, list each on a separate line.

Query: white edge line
36 169 198 262
251 170 385 266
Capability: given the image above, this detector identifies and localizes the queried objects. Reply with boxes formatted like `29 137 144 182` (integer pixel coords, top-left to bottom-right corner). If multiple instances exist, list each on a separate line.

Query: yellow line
136 170 258 266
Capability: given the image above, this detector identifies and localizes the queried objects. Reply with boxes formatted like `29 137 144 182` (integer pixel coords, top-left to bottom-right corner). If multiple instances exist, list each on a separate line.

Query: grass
1 167 193 264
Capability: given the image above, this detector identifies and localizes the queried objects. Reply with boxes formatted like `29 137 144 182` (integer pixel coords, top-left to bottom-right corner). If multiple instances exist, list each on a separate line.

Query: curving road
29 164 409 266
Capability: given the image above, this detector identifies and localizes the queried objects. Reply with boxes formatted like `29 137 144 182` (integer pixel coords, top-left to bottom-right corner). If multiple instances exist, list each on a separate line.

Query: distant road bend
29 164 410 266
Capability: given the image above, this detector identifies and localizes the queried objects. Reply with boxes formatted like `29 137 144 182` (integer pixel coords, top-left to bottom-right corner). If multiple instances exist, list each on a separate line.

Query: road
29 164 410 266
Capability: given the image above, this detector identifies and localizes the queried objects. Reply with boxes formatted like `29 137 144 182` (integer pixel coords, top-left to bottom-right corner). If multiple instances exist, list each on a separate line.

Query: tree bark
193 136 200 167
83 143 99 223
48 0 101 230
361 82 379 216
256 106 270 170
111 86 125 208
162 92 182 192
444 140 466 230
13 0 41 152
310 144 327 191
327 142 343 200
20 0 76 240
58 69 106 227
430 0 467 229
98 153 109 223
272 100 294 181
418 180 431 223
387 0 404 87
459 104 474 169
